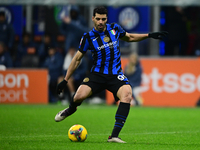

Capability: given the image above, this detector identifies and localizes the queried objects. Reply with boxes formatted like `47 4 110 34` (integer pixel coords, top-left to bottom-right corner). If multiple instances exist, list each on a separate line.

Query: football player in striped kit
55 6 168 143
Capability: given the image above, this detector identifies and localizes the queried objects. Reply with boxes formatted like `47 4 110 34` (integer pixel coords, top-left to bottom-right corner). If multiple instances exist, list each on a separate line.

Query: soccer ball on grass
68 124 87 142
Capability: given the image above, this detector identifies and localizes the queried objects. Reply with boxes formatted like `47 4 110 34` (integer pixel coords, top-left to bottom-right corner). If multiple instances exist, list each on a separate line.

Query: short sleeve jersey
78 23 126 75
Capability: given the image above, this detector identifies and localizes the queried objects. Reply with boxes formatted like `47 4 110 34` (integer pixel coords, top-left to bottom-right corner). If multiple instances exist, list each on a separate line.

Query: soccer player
55 6 168 143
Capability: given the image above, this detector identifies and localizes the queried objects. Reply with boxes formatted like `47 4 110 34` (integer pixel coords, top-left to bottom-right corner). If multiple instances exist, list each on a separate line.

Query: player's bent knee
74 93 87 102
117 85 132 103
73 85 92 103
121 92 132 103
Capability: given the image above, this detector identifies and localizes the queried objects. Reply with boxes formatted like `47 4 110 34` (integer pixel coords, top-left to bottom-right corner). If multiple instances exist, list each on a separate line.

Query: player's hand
56 80 68 95
148 31 168 40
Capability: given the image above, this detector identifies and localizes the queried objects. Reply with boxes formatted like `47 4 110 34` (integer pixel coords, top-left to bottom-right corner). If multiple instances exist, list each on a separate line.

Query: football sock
68 94 82 114
111 102 130 137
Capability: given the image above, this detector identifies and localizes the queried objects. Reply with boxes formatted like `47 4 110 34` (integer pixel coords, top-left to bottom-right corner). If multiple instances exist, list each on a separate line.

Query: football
68 124 88 142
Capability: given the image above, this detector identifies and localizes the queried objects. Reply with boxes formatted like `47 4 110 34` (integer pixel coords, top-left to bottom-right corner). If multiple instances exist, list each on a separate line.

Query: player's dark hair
93 6 107 17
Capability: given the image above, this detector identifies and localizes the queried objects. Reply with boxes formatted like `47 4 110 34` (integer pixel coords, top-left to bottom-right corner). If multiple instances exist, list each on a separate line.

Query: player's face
92 13 107 32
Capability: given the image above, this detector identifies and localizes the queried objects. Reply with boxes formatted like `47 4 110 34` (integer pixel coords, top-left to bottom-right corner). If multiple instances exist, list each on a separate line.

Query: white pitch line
1 131 199 139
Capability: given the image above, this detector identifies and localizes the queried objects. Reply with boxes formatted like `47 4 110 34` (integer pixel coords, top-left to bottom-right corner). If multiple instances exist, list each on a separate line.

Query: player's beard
96 23 106 32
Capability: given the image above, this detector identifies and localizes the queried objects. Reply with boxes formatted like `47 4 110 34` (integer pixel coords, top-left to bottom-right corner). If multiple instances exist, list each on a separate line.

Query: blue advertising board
107 6 150 33
0 5 23 36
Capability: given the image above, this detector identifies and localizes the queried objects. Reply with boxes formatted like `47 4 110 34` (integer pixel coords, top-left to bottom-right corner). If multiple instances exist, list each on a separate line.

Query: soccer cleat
107 136 126 143
55 107 76 122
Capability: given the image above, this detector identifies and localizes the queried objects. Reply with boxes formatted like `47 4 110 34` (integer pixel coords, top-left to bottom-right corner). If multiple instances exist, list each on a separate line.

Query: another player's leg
108 85 132 143
55 85 92 122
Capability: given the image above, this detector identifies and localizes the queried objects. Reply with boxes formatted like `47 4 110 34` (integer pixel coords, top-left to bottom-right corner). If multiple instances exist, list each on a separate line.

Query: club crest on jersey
103 36 110 42
111 29 116 35
83 77 89 82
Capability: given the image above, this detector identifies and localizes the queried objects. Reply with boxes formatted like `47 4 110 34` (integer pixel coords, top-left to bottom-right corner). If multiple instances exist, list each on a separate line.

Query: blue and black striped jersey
78 23 126 75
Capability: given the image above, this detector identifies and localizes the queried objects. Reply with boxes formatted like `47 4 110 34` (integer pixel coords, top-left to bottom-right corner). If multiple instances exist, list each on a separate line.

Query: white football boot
55 107 77 122
55 108 68 122
107 136 126 143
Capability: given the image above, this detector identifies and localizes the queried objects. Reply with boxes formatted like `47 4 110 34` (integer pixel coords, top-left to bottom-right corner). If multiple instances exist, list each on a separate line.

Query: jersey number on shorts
117 74 127 81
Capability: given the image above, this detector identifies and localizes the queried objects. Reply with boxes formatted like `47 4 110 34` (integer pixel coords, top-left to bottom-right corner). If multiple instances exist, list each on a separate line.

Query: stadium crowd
1 5 200 104
0 6 105 104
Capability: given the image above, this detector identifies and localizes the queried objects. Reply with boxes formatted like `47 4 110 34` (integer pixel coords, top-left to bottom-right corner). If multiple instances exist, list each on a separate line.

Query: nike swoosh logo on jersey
93 37 99 41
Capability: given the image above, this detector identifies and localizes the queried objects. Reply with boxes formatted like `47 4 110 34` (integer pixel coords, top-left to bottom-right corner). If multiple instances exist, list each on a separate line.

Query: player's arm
120 32 148 42
120 31 168 42
56 33 89 95
64 33 89 81
64 51 84 82
56 50 84 95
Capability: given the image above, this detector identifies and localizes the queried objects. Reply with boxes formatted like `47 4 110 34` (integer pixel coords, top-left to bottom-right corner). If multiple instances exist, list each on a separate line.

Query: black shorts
81 72 130 101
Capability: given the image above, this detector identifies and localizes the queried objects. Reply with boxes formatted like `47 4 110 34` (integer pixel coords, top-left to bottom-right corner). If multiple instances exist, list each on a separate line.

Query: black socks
111 102 130 137
68 94 82 113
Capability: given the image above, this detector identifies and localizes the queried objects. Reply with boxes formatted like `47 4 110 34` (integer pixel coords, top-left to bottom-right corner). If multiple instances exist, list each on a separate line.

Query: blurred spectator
194 36 200 56
165 6 188 56
37 33 55 66
60 5 89 54
0 11 15 50
124 53 143 106
0 42 13 68
21 54 39 68
184 7 200 56
15 32 36 67
58 47 88 104
42 47 64 103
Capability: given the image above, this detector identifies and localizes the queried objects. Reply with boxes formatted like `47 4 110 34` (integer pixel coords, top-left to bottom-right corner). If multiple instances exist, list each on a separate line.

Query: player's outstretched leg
55 95 82 122
55 84 92 122
54 107 77 122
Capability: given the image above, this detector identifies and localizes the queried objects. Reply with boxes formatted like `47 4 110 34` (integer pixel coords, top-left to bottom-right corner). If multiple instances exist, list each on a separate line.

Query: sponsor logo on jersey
97 41 117 50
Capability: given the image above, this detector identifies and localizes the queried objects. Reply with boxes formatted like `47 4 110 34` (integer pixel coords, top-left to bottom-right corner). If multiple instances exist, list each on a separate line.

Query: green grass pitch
0 104 200 150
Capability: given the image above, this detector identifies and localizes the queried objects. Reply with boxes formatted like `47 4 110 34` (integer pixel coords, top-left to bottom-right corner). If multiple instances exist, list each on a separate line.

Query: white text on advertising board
141 68 200 93
0 73 29 102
